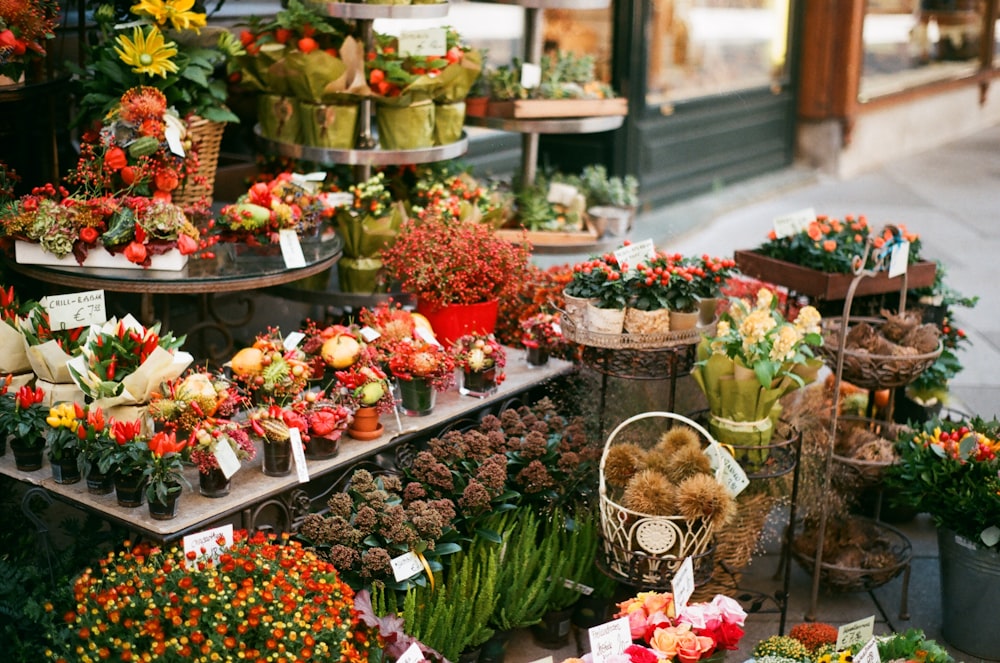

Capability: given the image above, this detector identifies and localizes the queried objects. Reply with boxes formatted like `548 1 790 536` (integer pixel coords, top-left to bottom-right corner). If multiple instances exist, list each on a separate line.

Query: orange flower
822 239 836 252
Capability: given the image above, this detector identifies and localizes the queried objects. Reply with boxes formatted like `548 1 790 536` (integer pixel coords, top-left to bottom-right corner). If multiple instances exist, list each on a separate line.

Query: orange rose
649 626 683 659
641 592 674 618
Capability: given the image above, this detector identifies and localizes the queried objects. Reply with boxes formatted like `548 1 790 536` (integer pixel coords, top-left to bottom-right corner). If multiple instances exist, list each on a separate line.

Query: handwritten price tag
283 331 305 351
398 28 446 57
396 643 425 663
588 616 631 663
391 551 425 582
41 290 107 330
671 557 695 609
613 239 656 272
854 638 881 663
771 208 815 238
213 439 242 480
279 229 307 269
183 524 233 570
288 427 310 484
836 616 875 651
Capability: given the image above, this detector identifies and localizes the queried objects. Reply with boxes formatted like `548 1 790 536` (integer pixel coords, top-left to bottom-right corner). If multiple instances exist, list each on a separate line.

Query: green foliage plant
545 507 601 612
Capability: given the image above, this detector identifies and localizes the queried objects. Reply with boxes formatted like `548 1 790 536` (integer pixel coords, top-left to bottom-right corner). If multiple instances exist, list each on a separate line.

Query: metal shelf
304 0 450 20
474 0 610 9
465 114 624 135
255 125 469 166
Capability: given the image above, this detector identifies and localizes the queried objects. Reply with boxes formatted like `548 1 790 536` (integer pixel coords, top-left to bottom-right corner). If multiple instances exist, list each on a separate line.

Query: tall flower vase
938 528 1000 658
398 377 436 416
348 407 384 440
460 368 498 398
148 483 181 521
416 299 499 347
114 471 148 508
10 439 44 471
526 346 550 368
262 440 293 477
199 467 231 498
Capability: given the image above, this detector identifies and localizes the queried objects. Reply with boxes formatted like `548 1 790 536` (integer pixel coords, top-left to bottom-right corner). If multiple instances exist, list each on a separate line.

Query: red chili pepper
250 418 265 436
106 357 117 380
0 286 13 308
189 400 204 417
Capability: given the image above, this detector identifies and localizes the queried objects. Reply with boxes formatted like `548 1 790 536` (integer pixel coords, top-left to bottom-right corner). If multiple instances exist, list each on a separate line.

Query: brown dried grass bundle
676 473 735 528
604 443 647 488
621 469 677 516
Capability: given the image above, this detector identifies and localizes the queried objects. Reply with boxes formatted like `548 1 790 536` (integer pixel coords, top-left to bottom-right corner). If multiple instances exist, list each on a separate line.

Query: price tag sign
713 447 750 496
183 524 233 570
164 115 186 157
415 326 441 347
562 578 594 595
41 290 107 330
396 643 425 663
391 551 425 582
213 439 242 480
521 62 542 89
854 637 881 663
291 171 326 193
288 427 310 484
398 28 447 57
320 191 355 210
279 229 307 269
547 182 580 206
613 239 656 272
588 616 632 663
283 331 305 351
528 658 553 663
772 208 816 238
888 241 910 278
836 616 875 651
359 326 382 343
671 557 695 609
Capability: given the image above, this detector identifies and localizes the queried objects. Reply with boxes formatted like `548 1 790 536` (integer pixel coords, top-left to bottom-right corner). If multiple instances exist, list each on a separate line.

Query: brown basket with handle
599 411 729 588
173 116 226 207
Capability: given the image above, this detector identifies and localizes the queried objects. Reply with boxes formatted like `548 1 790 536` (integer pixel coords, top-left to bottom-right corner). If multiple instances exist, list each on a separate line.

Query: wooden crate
496 220 599 247
485 98 628 119
734 250 937 300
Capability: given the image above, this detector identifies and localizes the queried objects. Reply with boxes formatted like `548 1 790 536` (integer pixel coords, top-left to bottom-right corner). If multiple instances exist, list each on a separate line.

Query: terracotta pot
465 96 489 117
416 299 499 347
348 407 384 440
668 309 699 331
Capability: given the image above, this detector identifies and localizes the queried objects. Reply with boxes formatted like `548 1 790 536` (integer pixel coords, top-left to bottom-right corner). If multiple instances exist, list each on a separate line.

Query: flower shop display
55 529 373 662
744 627 954 663
2 384 48 470
451 333 506 398
688 255 738 326
247 405 304 476
67 315 191 424
334 173 404 293
548 164 639 238
0 0 60 86
387 339 455 416
520 311 565 367
143 429 188 519
734 216 936 301
44 401 84 484
216 171 334 245
380 212 530 345
297 468 462 591
148 371 246 437
18 302 88 400
506 178 589 235
333 351 396 440
74 404 117 494
107 418 150 507
692 287 823 466
409 166 503 226
228 328 313 404
187 419 257 496
287 393 354 459
599 412 736 586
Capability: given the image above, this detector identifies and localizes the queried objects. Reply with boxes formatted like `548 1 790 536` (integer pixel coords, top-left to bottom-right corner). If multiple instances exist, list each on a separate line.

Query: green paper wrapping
434 100 465 145
374 74 440 107
376 101 435 150
258 94 301 143
337 203 405 259
234 42 287 92
434 50 484 103
301 102 358 149
338 258 389 293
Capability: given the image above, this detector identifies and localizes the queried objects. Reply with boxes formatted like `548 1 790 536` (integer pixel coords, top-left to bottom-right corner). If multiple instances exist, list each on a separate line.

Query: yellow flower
131 0 207 33
770 324 801 362
114 26 179 78
794 305 822 336
739 308 776 345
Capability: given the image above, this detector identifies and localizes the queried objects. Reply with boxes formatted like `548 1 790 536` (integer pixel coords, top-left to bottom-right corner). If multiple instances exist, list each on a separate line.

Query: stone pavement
508 125 1000 663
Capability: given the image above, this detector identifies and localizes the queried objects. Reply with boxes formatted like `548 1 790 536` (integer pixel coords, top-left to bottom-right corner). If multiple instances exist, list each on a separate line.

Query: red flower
625 645 659 663
80 227 99 244
176 233 198 255
104 147 127 172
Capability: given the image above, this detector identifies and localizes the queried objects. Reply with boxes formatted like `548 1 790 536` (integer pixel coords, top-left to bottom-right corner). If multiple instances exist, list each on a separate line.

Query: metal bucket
939 528 1000 659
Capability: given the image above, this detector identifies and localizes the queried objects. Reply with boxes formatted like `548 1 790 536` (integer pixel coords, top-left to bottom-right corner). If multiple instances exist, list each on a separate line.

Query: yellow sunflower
114 25 179 78
131 0 207 33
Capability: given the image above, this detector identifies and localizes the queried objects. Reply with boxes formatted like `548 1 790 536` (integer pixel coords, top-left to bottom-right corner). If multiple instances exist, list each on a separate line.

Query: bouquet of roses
68 315 191 415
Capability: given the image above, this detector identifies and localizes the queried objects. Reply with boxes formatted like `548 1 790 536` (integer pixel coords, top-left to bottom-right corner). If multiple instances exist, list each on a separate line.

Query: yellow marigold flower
114 26 179 78
131 0 207 33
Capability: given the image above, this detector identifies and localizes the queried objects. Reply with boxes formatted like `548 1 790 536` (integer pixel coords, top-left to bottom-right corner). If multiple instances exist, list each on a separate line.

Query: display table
1 352 572 546
2 236 343 361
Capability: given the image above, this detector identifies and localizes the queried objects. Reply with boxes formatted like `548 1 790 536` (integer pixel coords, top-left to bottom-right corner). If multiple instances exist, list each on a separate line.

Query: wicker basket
791 517 912 592
599 412 727 587
563 315 714 350
818 317 942 390
173 116 226 207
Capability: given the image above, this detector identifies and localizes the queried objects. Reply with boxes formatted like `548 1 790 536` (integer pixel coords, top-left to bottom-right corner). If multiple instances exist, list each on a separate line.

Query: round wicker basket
791 517 912 592
818 317 942 389
173 116 226 207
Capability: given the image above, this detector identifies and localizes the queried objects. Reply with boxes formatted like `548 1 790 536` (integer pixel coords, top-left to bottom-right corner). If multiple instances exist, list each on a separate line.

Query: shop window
860 0 984 101
645 0 791 107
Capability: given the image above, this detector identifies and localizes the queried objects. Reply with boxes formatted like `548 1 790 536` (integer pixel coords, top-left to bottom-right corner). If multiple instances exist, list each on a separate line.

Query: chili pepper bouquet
68 314 192 424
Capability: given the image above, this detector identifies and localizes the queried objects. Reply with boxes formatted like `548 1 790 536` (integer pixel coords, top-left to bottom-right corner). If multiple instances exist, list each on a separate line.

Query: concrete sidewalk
510 125 1000 663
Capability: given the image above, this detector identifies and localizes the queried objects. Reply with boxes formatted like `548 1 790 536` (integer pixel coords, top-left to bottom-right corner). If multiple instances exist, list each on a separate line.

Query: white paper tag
41 289 107 331
854 637 881 663
562 578 595 596
321 191 355 210
836 616 875 651
398 28 447 57
715 448 750 496
528 658 553 663
552 322 562 335
396 643 425 663
613 239 656 272
279 229 307 269
291 172 326 193
772 208 816 238
415 326 441 347
547 182 580 207
588 616 632 663
888 241 910 278
671 557 695 609
183 524 233 570
521 62 542 89
391 551 425 582
213 439 242 480
165 120 186 157
283 331 305 351
359 326 382 343
288 427 310 484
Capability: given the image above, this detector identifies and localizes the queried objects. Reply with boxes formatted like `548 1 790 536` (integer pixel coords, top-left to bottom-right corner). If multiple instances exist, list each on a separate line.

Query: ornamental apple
321 333 362 369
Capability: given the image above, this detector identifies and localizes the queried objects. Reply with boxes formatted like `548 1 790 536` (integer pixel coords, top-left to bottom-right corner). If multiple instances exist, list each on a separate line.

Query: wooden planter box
486 98 628 119
495 219 599 247
734 250 937 300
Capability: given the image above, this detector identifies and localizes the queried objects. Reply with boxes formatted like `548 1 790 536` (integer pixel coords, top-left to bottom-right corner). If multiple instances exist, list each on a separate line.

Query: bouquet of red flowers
216 172 333 245
334 352 396 415
387 339 455 391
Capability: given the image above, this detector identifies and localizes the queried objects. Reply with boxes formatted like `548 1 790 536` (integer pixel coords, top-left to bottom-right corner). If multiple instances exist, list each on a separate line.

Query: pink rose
677 603 708 630
710 595 747 627
627 610 650 640
641 592 674 618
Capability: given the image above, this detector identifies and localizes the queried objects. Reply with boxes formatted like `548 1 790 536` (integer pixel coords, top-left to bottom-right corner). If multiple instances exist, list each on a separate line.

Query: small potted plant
451 333 506 398
686 254 738 326
520 312 565 367
664 262 705 330
247 406 303 477
44 401 84 484
387 339 456 416
188 420 257 497
562 257 615 329
143 430 189 520
585 257 629 335
623 252 673 335
107 419 151 507
579 164 639 237
286 393 353 459
228 329 313 405
76 405 117 495
2 385 48 471
334 354 396 440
